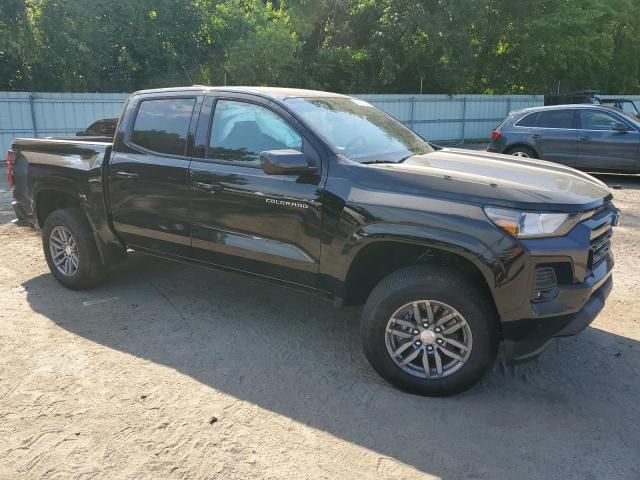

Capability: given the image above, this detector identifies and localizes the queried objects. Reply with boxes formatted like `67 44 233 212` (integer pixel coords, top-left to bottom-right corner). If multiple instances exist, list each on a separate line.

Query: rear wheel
361 265 498 396
42 208 105 289
505 145 536 158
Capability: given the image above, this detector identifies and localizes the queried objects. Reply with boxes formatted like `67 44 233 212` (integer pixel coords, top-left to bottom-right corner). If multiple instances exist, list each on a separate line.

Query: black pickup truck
8 87 619 396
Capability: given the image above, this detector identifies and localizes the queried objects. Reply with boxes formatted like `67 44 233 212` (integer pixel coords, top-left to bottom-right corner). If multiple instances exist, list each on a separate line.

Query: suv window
87 122 103 134
514 112 539 127
208 100 302 166
580 110 628 131
87 120 115 136
537 109 574 129
131 98 196 156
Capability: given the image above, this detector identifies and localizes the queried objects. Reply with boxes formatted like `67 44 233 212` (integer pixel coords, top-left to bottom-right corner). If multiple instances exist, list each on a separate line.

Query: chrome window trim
513 108 639 132
519 126 640 132
513 112 540 128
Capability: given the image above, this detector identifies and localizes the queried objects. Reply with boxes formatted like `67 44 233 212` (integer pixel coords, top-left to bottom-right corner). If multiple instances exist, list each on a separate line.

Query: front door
108 94 200 257
188 95 325 288
576 109 640 172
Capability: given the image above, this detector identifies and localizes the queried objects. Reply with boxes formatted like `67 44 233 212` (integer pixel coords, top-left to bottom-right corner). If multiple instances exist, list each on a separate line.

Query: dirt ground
0 166 638 480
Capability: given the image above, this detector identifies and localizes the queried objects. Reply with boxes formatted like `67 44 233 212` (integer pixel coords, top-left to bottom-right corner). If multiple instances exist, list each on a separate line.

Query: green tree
226 21 300 85
199 0 300 86
2 0 640 94
28 0 208 91
0 0 35 89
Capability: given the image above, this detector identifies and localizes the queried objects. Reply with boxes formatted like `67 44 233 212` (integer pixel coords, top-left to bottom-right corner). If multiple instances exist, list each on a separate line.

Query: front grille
587 203 614 271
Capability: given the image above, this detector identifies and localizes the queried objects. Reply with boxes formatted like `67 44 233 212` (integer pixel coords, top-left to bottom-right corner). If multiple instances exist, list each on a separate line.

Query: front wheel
42 208 106 289
360 266 498 396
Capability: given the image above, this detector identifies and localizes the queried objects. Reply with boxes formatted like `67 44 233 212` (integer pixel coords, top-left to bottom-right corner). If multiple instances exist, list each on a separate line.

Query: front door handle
114 171 139 179
579 136 591 141
193 181 223 193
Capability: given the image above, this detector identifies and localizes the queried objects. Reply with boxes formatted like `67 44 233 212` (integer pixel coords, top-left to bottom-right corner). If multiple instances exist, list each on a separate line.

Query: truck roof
133 86 350 101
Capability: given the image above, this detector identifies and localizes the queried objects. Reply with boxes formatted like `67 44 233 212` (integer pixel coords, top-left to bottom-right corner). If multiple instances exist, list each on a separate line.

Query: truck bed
11 137 112 220
10 137 121 263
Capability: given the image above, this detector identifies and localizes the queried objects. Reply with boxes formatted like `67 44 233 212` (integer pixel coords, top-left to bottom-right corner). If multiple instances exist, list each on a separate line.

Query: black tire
12 203 30 225
505 145 537 158
360 265 498 396
42 208 105 289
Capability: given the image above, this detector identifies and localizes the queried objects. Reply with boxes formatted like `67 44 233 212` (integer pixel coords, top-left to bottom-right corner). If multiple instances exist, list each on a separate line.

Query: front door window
208 100 303 166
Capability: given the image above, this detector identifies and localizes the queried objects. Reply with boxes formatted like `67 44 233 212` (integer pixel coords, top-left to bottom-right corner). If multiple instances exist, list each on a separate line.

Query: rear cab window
130 97 197 156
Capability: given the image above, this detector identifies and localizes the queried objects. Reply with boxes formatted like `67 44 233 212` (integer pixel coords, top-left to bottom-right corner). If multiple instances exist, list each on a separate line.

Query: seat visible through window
208 100 303 165
580 110 625 131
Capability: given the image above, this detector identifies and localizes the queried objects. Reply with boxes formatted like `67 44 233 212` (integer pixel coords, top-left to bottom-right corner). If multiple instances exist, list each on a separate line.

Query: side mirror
613 122 629 133
260 149 315 175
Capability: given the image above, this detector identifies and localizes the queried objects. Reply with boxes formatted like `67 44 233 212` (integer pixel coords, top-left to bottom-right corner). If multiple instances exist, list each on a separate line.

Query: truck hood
370 148 612 212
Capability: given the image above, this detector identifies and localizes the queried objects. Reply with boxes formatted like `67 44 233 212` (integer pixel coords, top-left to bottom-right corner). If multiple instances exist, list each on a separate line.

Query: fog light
533 267 558 302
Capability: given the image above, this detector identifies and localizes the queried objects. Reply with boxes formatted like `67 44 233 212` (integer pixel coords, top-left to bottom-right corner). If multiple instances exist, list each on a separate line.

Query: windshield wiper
360 160 397 165
361 155 415 165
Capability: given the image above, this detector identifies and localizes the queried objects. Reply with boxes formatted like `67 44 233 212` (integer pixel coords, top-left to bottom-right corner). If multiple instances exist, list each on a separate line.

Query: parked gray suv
488 104 640 173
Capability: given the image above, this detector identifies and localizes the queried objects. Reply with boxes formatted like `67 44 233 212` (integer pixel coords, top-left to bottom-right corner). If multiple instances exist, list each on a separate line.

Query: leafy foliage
2 0 640 93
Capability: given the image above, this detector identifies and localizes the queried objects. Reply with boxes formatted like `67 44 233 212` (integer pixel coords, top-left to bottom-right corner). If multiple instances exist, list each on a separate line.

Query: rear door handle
114 171 139 179
531 134 541 139
579 136 591 141
193 181 223 193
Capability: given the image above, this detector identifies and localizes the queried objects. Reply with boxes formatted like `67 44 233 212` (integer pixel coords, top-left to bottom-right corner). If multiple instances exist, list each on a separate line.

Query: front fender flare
342 222 507 290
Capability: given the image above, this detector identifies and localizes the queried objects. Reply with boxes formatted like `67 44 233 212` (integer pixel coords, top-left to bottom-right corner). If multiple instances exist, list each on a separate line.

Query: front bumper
498 201 617 362
501 274 612 362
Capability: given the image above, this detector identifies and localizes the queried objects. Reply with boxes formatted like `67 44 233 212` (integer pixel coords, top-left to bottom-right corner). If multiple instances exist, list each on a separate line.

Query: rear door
530 109 577 166
576 109 640 172
108 93 201 257
505 111 539 152
188 93 325 288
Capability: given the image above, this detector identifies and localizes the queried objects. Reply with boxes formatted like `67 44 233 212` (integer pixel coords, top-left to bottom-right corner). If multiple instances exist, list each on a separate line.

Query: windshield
285 97 433 163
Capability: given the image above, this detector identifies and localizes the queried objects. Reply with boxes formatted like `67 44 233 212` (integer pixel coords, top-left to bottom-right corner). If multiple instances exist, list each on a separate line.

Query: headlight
484 207 581 238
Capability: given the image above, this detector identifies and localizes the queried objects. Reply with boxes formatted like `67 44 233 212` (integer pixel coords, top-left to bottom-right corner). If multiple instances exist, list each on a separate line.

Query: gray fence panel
0 92 128 154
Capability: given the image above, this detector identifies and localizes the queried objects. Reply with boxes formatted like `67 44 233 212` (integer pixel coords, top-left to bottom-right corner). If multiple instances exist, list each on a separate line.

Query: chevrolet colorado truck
8 87 619 396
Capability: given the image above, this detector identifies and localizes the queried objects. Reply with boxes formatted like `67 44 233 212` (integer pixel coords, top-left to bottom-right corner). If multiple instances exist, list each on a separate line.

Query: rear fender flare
32 177 124 265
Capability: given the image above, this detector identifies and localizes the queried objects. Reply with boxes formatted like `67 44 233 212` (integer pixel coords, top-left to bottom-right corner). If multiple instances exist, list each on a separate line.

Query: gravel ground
0 166 639 480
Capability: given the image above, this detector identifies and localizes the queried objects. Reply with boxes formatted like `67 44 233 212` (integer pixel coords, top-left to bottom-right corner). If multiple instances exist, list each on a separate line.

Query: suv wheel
506 146 536 158
361 265 498 396
42 208 105 289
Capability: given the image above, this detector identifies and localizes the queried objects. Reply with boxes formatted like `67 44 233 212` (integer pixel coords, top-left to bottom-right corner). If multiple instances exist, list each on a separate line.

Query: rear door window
131 98 196 156
536 110 575 129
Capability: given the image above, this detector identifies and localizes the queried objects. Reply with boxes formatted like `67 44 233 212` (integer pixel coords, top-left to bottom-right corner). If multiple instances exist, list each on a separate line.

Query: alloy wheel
385 300 473 378
49 226 79 276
